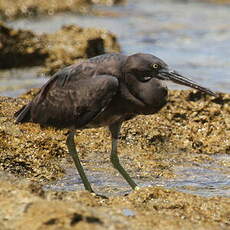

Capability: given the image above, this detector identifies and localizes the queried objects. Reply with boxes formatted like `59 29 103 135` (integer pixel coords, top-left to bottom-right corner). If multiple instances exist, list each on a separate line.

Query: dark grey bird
15 53 217 193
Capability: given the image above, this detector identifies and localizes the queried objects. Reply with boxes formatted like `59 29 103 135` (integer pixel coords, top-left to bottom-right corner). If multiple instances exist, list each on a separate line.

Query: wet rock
0 174 229 230
0 90 229 183
0 96 66 182
0 22 48 68
118 90 230 176
41 24 120 75
0 23 120 74
0 0 90 20
0 0 125 20
0 90 229 229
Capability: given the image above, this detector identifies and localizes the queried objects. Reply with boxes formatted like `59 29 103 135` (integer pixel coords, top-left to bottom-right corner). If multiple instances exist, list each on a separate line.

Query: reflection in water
1 0 230 97
44 155 230 197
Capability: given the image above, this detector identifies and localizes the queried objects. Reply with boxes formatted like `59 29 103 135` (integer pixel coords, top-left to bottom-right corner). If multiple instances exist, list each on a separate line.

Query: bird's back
15 53 126 128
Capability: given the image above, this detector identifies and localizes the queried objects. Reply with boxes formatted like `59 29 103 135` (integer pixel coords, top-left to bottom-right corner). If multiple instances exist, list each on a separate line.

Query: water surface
44 154 230 197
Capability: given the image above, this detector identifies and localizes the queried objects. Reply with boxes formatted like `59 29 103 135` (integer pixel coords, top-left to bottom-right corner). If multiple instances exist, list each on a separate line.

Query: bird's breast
127 78 168 108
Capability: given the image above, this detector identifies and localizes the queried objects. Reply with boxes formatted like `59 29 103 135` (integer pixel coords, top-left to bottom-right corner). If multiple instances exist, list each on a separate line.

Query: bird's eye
152 64 159 69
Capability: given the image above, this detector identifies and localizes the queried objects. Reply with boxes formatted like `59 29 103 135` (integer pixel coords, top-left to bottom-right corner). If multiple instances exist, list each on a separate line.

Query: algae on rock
0 22 120 74
0 174 229 230
0 90 229 183
41 24 120 75
0 0 90 20
0 0 125 20
0 22 48 68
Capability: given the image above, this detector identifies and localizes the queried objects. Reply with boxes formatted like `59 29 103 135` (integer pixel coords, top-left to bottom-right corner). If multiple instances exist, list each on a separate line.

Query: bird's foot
91 192 108 199
134 186 140 191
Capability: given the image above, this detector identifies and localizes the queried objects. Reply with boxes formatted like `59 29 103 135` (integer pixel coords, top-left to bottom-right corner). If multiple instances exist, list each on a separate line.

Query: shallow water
164 155 230 197
44 154 230 197
1 0 230 96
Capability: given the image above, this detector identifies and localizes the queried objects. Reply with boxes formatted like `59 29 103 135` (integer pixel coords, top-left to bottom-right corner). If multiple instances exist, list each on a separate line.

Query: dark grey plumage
15 53 217 193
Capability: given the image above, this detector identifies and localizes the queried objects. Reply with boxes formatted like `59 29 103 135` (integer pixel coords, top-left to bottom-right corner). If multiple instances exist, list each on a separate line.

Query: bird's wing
30 67 119 129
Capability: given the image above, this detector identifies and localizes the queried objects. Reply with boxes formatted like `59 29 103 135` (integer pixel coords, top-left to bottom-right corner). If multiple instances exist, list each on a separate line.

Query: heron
15 53 217 193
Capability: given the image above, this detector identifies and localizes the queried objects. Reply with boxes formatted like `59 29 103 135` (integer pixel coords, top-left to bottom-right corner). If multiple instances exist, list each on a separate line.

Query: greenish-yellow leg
109 123 138 190
66 132 94 193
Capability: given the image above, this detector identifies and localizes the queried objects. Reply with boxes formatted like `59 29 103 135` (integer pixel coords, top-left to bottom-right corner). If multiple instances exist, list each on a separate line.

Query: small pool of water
1 0 230 97
44 154 230 197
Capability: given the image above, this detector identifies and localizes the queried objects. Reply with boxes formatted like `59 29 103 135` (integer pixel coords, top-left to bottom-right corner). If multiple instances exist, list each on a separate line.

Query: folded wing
15 66 119 129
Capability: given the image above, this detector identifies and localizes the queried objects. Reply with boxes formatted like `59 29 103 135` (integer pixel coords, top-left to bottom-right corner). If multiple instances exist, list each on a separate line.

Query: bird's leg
109 123 138 190
66 131 94 193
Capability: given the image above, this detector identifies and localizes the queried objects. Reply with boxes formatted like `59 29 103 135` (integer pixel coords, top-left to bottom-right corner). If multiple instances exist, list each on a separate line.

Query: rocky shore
0 172 229 230
0 22 120 74
0 89 229 229
0 1 229 228
1 90 229 181
0 0 124 20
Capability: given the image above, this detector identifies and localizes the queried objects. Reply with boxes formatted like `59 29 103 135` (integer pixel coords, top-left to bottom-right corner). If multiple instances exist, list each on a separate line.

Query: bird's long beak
158 68 217 97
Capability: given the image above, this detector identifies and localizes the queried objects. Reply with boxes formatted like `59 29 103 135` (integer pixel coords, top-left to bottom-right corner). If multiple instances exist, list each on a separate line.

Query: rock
0 173 229 230
0 23 120 74
0 89 229 229
0 22 48 68
0 90 229 183
0 0 125 20
0 96 66 182
41 24 121 75
0 0 90 20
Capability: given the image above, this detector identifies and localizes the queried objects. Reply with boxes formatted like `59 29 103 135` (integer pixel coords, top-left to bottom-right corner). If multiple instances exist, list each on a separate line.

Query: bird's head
124 53 217 97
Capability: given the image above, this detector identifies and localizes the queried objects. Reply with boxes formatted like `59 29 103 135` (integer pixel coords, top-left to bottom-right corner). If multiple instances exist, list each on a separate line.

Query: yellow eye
152 64 159 69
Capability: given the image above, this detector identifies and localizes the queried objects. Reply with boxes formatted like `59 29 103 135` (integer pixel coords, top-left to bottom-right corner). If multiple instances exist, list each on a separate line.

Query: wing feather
30 69 118 129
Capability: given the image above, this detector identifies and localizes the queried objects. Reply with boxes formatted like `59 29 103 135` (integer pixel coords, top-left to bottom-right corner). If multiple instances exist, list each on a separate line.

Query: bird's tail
14 102 32 123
